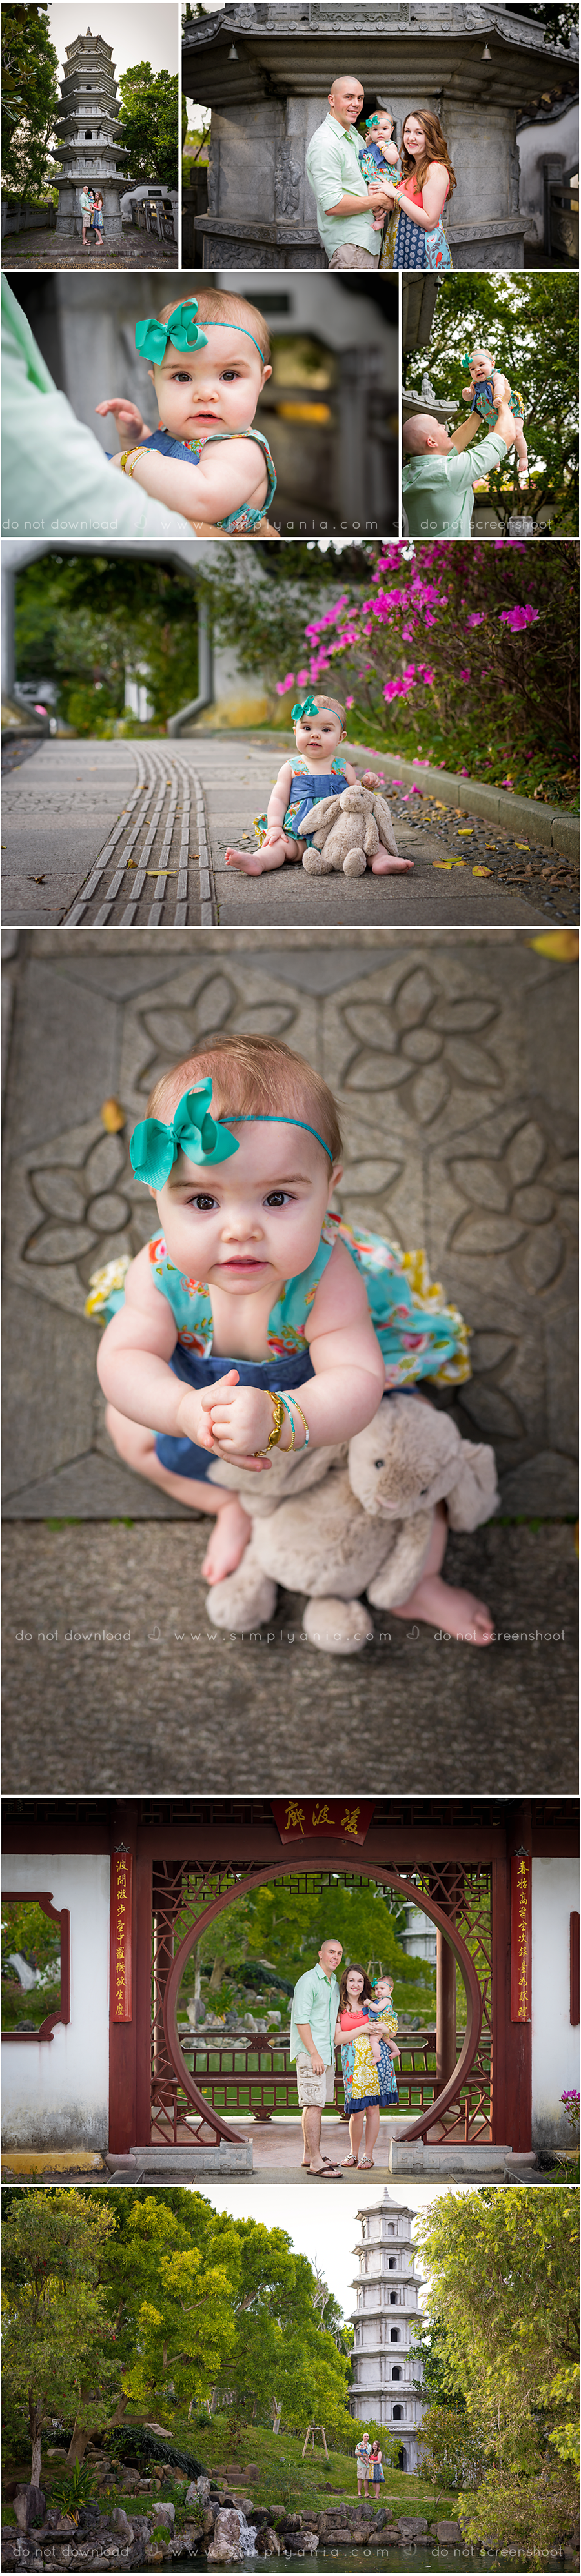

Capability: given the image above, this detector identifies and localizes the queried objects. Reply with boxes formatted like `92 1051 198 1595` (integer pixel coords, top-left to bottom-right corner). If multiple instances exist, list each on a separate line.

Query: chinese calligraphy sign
272 1803 374 1847
510 1852 531 2022
110 1847 133 2022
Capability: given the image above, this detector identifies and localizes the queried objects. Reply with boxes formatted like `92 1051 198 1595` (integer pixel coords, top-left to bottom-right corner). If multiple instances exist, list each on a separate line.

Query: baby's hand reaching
95 398 148 441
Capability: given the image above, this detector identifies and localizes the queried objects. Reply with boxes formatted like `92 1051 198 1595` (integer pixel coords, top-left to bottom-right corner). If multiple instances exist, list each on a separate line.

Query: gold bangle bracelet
254 1390 286 1456
119 447 147 478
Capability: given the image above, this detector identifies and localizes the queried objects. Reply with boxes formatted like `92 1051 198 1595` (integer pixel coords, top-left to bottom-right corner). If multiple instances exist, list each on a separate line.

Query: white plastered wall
2 1852 110 2149
531 1856 580 2146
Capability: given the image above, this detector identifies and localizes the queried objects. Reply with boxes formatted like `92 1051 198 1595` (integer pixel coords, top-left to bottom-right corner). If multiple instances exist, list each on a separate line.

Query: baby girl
461 344 528 489
90 1030 494 1643
96 290 276 534
367 1975 399 2059
358 109 401 231
224 693 413 877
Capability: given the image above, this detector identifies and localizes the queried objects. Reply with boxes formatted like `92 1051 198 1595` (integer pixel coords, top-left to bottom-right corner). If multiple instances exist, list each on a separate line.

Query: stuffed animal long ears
445 1437 500 1530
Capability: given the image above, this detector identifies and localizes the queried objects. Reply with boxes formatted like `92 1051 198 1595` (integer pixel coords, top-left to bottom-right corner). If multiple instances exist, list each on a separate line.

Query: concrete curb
370 751 580 861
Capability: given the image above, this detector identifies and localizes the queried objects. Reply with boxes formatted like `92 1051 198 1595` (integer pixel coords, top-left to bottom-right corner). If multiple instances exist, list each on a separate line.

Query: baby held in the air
461 343 529 489
96 290 276 534
224 693 414 877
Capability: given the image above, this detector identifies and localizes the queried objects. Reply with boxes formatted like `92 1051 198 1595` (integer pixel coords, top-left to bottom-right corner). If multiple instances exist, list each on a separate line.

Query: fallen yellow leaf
515 842 530 850
473 866 492 877
101 1098 125 1133
528 931 579 962
456 827 473 835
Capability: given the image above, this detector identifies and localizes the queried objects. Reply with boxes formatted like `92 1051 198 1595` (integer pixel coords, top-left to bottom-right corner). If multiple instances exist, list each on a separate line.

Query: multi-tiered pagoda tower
349 2190 425 2474
54 30 130 239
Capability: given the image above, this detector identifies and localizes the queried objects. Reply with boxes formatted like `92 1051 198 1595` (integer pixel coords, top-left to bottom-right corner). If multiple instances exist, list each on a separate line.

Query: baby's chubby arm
96 1243 241 1457
109 436 268 523
260 759 294 847
203 1241 384 1465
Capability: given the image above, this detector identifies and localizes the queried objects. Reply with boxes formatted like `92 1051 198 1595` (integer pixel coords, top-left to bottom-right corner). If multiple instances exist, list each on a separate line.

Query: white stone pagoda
53 29 130 240
349 2190 425 2474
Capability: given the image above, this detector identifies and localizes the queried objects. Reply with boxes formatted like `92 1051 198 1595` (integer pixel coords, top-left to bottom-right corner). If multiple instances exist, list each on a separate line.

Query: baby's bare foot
392 1572 494 1644
201 1497 252 1583
371 849 414 873
224 844 265 874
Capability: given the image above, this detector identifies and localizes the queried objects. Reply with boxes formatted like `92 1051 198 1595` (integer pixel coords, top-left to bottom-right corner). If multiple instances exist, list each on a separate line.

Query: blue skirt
156 1344 316 1483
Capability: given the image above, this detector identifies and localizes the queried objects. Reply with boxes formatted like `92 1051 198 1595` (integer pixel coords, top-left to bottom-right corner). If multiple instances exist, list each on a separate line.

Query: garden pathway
1 736 556 928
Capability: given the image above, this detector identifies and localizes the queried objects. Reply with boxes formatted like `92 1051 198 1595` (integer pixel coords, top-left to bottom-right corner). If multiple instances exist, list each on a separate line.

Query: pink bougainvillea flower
466 611 485 627
499 604 540 631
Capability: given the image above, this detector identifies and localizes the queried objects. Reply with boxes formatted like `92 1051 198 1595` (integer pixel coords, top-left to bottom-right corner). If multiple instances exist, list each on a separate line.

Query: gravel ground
3 1518 577 1796
383 780 579 922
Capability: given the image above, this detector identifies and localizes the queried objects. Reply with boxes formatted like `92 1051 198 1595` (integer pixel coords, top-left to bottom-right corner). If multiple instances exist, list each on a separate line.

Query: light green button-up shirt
402 431 507 539
1 275 194 541
305 112 376 258
290 1960 341 2065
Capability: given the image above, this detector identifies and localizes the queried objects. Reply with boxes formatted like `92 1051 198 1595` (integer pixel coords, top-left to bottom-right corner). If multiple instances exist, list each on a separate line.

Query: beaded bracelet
119 447 148 478
274 1388 309 1448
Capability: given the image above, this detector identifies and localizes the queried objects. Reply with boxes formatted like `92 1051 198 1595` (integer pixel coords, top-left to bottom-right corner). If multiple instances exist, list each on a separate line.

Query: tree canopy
415 2187 580 2563
2 2194 118 2486
118 63 179 190
172 1872 436 2023
405 273 579 535
1 3 59 199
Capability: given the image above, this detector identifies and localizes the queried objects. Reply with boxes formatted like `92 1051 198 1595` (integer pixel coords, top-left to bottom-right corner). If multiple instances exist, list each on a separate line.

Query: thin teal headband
136 299 265 366
130 1079 334 1188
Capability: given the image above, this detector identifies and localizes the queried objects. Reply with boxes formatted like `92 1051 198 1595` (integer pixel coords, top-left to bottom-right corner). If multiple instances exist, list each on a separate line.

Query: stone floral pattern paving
5 941 577 1512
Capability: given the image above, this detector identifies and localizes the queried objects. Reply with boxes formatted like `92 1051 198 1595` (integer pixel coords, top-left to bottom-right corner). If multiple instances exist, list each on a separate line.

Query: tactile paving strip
63 750 212 926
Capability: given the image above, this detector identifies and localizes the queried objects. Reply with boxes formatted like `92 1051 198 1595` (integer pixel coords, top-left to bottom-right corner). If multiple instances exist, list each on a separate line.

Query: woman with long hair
383 110 454 269
336 1962 400 2169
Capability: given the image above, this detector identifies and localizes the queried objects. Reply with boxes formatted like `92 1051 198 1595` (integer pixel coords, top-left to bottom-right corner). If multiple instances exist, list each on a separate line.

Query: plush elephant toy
301 779 400 875
204 1393 499 1656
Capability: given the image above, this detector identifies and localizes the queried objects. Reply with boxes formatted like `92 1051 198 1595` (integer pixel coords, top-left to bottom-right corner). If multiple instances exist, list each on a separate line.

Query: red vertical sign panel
510 1853 531 2022
111 1849 133 2022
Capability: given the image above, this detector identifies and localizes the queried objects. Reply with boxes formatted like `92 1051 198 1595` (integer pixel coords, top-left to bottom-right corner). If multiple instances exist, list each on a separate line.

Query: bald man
305 74 391 267
402 383 516 538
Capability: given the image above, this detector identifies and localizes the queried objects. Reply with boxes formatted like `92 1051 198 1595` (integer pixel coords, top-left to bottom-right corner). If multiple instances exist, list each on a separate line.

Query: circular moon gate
162 1858 484 2146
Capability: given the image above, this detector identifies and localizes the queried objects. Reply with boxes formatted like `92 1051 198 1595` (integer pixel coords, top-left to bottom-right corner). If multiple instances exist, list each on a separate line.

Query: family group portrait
1 1 179 266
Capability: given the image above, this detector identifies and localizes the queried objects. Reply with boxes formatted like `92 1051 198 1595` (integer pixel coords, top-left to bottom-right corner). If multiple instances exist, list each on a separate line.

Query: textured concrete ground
1 736 555 928
3 231 178 269
3 1518 577 1795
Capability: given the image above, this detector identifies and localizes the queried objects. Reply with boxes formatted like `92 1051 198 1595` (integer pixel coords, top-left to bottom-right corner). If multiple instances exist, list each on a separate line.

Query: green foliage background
1 3 59 199
117 63 179 191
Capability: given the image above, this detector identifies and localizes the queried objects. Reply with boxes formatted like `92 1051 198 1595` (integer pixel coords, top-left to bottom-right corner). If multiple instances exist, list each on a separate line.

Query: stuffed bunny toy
205 1392 498 1655
301 780 400 876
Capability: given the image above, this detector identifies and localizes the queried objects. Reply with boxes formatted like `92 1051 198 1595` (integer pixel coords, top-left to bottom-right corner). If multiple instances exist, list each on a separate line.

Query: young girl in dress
460 343 529 488
385 110 455 270
90 1031 494 1644
224 694 413 877
336 1964 399 2168
95 290 276 535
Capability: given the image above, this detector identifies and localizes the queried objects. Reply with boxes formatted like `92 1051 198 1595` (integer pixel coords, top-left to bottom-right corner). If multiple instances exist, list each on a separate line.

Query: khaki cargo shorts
328 242 380 269
295 2054 336 2109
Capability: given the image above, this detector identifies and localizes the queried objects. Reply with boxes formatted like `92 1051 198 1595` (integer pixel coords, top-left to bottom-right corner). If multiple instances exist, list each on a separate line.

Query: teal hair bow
460 352 471 371
130 1079 238 1188
291 694 321 723
135 301 208 365
365 114 380 128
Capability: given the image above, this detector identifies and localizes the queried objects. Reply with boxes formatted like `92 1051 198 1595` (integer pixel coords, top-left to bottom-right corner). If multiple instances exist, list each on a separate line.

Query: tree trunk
67 2419 89 2466
30 2405 43 2490
207 1954 225 1994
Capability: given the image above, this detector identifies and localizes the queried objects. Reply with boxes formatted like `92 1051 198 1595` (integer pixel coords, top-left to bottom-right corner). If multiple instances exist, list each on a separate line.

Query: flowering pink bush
273 542 578 799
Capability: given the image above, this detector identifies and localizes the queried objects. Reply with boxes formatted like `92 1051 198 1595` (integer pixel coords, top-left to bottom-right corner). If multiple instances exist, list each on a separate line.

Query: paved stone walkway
3 228 177 269
1 736 556 928
2 1519 576 1794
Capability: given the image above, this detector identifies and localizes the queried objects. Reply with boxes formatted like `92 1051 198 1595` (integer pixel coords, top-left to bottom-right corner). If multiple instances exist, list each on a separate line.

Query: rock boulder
207 2505 245 2562
436 2521 462 2544
14 2485 46 2532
